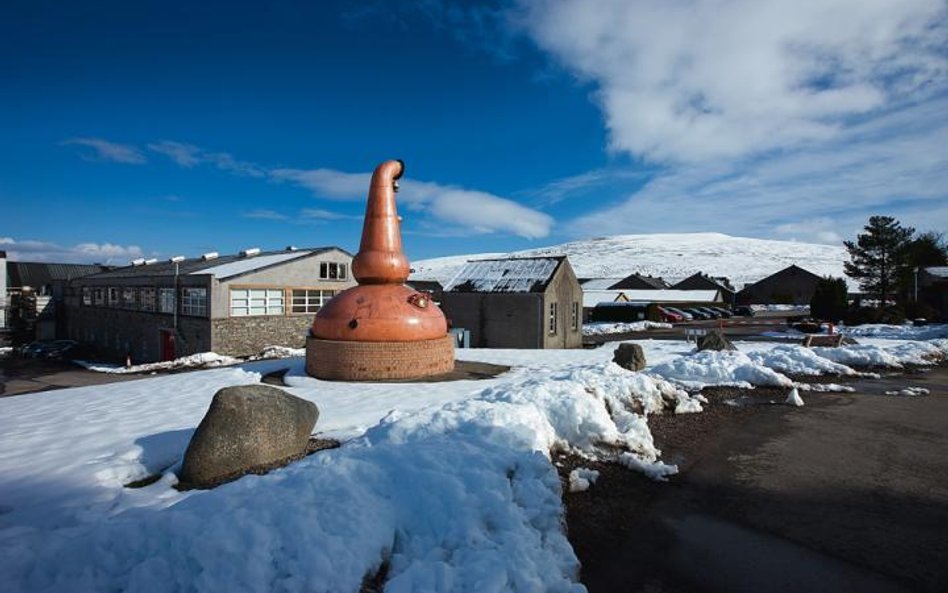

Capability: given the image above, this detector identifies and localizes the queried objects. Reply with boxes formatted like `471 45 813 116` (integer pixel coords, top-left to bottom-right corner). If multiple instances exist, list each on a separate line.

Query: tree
897 231 948 302
810 276 848 321
844 216 914 305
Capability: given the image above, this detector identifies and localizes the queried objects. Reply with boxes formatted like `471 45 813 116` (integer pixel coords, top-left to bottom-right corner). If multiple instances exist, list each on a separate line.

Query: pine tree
897 231 948 302
810 276 848 321
843 216 914 305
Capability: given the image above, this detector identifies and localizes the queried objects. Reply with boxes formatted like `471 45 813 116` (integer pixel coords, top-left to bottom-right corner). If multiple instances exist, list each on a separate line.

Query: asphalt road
0 355 138 397
571 366 948 593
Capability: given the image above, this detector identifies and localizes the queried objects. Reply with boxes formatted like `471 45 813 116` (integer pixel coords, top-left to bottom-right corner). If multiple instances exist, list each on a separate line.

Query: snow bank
811 340 948 368
76 345 306 374
650 350 794 390
885 387 930 397
840 324 948 341
0 355 703 593
582 321 672 336
747 345 856 376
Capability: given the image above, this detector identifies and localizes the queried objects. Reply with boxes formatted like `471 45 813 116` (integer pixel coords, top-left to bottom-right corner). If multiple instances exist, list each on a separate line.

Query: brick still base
305 335 455 381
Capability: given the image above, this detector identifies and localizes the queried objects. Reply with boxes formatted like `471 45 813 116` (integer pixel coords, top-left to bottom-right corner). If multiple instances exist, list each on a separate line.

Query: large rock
179 384 318 489
697 330 736 352
613 343 647 371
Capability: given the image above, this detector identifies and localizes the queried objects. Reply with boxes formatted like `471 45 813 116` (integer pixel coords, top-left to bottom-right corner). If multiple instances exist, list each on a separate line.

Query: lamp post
914 267 919 303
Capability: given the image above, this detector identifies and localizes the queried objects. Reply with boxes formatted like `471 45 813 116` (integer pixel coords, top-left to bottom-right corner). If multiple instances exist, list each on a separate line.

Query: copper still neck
351 159 411 284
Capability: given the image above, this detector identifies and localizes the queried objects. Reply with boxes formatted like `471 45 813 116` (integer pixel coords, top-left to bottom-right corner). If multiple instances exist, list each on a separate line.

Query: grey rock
697 330 736 352
179 384 318 489
613 343 647 371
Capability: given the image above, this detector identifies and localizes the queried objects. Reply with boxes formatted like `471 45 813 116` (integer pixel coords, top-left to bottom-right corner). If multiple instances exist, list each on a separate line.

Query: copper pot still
311 160 449 342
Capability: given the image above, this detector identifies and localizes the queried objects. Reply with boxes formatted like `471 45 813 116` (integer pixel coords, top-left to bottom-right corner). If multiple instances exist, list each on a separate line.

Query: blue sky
2 0 946 264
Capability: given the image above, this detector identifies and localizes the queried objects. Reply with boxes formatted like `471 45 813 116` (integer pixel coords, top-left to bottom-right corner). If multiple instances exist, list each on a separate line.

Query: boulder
697 330 736 352
179 384 318 489
613 343 647 371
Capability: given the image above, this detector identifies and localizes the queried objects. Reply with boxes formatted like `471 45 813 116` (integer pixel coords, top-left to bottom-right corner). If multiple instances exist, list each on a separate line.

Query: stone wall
211 315 312 357
306 335 454 380
67 307 210 363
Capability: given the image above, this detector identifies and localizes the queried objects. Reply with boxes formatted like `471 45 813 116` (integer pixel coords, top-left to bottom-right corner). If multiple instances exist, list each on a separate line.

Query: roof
672 272 735 293
924 266 948 279
445 256 565 294
7 262 112 289
80 247 346 282
622 289 721 302
582 290 628 308
579 278 625 290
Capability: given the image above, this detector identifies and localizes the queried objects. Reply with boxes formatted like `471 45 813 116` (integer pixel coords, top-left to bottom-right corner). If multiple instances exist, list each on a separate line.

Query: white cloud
299 208 357 220
60 138 147 164
273 168 555 239
0 237 144 264
242 209 288 220
517 0 947 163
148 141 266 177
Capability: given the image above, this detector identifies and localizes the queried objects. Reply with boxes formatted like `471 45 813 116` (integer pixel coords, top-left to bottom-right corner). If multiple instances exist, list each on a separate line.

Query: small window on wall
158 288 175 314
319 262 347 281
571 302 579 331
230 288 285 316
93 288 104 306
181 288 208 317
548 302 558 335
81 287 92 306
140 288 156 312
291 289 336 313
107 287 120 307
122 287 137 309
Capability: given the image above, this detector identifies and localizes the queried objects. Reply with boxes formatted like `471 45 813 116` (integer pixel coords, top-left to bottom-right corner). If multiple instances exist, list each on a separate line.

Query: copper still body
306 160 455 380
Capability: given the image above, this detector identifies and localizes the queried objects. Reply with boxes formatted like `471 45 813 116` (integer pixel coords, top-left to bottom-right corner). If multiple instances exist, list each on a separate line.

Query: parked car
657 306 684 323
663 306 694 321
734 306 754 317
18 340 79 360
697 307 722 319
710 307 733 318
684 307 710 320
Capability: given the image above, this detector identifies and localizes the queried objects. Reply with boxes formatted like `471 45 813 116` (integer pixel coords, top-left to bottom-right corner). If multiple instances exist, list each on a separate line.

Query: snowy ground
582 321 673 336
1 332 946 593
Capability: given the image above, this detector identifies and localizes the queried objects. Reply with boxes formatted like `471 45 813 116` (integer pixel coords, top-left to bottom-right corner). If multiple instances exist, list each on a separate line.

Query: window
548 302 558 335
93 288 104 306
158 288 176 314
291 289 336 314
140 288 156 312
107 287 120 307
181 288 208 317
319 262 347 280
82 287 92 306
230 288 284 316
122 287 137 309
571 302 579 332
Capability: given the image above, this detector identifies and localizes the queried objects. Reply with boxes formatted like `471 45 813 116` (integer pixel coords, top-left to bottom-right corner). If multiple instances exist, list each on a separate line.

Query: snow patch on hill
411 233 849 289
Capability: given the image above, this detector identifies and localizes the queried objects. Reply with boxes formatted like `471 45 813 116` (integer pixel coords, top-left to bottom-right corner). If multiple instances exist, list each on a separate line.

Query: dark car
684 307 710 320
710 307 733 318
19 340 79 360
734 306 754 317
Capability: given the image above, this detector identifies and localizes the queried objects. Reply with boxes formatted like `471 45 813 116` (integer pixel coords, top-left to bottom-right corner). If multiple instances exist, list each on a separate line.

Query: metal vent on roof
240 247 261 258
144 258 158 265
170 256 185 263
202 251 219 261
130 258 146 266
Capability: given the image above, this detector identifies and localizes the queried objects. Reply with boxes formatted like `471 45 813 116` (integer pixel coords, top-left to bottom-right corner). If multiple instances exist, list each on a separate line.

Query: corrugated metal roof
622 289 721 302
7 262 111 289
81 247 345 281
445 256 564 293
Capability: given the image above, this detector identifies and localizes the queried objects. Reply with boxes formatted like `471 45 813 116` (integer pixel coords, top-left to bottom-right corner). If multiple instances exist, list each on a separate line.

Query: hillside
411 233 849 290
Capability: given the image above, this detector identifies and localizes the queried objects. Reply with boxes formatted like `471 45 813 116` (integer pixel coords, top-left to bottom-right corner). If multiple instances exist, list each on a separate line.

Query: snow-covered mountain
411 233 849 290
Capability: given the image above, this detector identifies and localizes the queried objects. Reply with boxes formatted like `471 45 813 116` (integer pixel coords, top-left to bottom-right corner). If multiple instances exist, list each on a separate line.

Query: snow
619 289 720 302
568 468 600 493
839 323 948 341
193 250 313 279
2 334 945 592
650 349 795 390
785 387 805 407
582 321 673 336
582 290 626 308
413 233 850 290
76 351 241 374
885 387 930 396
